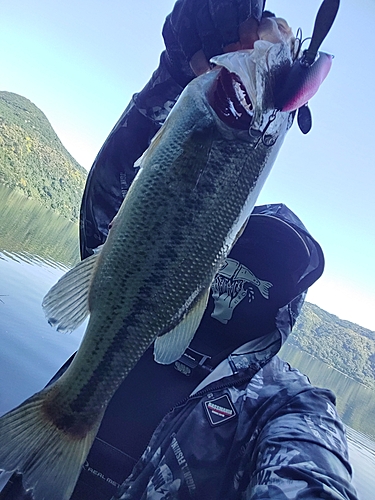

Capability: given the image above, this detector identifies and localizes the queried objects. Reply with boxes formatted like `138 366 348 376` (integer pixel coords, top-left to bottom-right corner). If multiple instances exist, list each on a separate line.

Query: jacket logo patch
204 395 237 427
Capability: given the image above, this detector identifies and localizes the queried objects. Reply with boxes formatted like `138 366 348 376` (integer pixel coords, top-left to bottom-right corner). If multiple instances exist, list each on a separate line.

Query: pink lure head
275 52 333 112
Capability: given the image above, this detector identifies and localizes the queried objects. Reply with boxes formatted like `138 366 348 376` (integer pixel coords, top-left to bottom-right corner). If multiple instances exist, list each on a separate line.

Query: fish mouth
209 67 253 130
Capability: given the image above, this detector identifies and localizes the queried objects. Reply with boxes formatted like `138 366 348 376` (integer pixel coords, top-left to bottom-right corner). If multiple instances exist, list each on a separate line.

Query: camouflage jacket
114 338 358 500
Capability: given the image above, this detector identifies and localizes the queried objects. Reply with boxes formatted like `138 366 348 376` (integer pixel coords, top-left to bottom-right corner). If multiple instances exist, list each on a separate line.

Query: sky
1 0 374 331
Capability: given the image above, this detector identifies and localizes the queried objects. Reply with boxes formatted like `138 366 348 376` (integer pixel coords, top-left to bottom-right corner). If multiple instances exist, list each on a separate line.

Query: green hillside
290 302 375 389
0 91 87 221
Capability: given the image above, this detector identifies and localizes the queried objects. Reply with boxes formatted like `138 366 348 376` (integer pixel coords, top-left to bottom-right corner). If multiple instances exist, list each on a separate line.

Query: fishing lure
274 0 340 133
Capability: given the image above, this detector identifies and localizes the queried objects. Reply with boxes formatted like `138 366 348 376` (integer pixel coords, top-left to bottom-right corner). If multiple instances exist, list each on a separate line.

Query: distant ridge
291 302 375 389
0 91 87 221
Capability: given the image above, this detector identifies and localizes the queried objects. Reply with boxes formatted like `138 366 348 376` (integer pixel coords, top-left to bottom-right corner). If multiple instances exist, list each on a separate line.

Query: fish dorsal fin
42 248 102 333
153 288 210 365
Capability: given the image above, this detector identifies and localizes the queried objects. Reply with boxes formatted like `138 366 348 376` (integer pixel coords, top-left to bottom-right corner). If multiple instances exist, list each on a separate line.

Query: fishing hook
292 28 303 62
251 110 279 149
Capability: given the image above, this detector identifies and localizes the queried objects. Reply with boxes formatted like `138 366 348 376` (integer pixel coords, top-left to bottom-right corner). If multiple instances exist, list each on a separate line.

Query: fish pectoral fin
42 248 102 333
153 288 210 365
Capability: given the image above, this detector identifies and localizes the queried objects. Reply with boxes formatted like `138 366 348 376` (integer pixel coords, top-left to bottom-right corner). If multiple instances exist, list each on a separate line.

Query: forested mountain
1 91 374 390
290 302 375 389
0 91 87 221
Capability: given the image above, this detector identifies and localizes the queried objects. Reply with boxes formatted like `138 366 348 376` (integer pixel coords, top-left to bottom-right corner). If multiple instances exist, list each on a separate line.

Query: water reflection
280 343 375 439
0 185 85 414
346 427 375 500
0 184 79 269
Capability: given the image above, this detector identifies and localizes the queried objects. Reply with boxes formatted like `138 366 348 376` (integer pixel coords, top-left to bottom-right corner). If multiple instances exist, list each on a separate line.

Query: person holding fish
0 1 358 500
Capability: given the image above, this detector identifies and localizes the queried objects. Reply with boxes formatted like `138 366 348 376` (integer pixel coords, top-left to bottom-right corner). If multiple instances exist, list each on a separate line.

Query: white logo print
211 258 273 324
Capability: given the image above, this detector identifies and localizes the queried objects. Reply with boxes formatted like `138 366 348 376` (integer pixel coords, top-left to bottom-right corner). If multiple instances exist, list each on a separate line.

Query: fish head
208 15 332 136
208 16 296 136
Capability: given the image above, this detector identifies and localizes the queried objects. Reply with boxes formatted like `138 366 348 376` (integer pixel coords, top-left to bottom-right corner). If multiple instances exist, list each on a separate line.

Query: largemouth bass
0 18 332 500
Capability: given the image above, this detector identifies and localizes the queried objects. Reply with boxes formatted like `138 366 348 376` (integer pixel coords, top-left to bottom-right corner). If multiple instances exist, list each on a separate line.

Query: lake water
1 184 375 498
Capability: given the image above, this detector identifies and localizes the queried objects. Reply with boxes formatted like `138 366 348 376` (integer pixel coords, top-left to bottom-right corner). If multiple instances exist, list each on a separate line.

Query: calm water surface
0 185 374 498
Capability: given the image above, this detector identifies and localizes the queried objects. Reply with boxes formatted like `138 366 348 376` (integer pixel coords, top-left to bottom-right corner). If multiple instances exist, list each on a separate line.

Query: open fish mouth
209 67 254 130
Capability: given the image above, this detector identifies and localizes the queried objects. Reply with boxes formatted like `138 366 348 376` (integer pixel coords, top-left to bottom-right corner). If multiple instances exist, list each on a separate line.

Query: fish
0 18 332 500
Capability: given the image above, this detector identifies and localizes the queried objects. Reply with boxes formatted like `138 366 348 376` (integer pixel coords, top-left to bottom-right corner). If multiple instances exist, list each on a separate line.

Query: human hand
163 0 266 77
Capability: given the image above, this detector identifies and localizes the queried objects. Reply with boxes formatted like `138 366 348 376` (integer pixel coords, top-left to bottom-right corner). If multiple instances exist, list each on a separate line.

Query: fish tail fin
0 391 99 500
258 279 273 299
